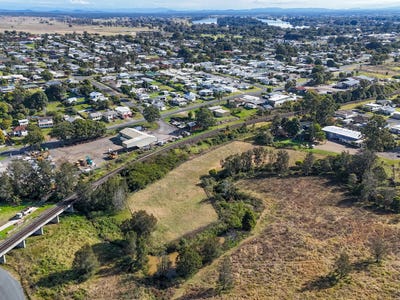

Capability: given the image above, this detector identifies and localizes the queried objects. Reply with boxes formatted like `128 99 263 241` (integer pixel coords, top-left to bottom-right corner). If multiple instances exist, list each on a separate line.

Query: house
114 106 132 119
379 106 395 116
37 117 54 128
199 89 213 97
152 100 167 111
335 110 358 119
12 125 28 137
18 119 29 126
89 92 107 102
103 110 118 122
184 92 196 102
241 95 263 105
322 126 363 147
266 93 297 107
137 93 150 101
88 111 103 121
88 112 102 121
65 97 78 105
119 128 157 149
334 78 360 89
170 98 188 107
244 103 258 109
391 112 400 120
363 103 382 112
389 125 400 135
208 106 230 117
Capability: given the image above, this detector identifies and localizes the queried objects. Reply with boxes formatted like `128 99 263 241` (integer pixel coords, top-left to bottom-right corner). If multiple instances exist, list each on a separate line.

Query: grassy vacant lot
5 215 103 299
175 177 400 299
127 141 256 244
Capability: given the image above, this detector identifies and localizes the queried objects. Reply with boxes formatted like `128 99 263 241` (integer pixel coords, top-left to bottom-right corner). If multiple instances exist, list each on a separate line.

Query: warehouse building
119 128 157 149
322 126 363 147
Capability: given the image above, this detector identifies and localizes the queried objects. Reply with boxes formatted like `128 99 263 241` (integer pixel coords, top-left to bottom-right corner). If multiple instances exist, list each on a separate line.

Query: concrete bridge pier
65 205 74 213
33 227 44 236
0 255 6 264
15 240 26 249
50 215 60 224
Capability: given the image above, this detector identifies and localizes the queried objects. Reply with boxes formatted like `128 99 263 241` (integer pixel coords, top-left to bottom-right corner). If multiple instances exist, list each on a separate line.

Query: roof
322 126 362 140
120 128 157 148
115 106 131 113
13 125 27 132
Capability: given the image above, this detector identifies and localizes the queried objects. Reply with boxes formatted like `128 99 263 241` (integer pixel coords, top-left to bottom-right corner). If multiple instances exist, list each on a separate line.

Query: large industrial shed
322 126 363 147
119 128 157 149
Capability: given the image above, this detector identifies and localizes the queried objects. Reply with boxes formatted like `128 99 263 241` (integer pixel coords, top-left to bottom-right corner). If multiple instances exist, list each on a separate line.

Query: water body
0 268 25 300
192 18 218 25
257 18 293 29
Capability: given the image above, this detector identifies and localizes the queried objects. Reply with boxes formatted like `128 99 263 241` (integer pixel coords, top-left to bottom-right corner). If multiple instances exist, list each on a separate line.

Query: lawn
230 107 258 120
340 99 372 110
175 176 400 299
0 204 28 225
0 204 54 239
45 101 63 113
127 141 257 245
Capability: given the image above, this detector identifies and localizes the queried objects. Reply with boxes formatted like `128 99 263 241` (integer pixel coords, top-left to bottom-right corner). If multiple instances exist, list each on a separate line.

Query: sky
0 0 400 10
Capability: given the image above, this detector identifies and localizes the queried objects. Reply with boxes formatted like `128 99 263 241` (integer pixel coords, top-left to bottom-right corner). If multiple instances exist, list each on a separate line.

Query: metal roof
322 126 362 140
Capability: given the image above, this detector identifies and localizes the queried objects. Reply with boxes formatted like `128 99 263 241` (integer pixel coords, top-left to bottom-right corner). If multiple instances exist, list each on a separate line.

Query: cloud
70 0 90 5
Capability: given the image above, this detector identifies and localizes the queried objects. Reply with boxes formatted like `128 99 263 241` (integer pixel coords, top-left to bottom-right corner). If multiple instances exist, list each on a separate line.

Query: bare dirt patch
176 177 400 299
49 136 122 167
315 141 358 155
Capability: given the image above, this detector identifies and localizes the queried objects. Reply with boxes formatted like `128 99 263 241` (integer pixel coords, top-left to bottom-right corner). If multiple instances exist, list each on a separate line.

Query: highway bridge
0 112 293 263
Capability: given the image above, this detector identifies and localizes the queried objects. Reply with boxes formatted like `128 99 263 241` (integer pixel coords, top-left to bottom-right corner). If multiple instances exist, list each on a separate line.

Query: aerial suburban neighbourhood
0 3 400 300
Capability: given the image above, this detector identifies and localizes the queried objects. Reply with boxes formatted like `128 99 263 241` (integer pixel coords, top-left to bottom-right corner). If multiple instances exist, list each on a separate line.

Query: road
0 267 25 300
107 89 264 130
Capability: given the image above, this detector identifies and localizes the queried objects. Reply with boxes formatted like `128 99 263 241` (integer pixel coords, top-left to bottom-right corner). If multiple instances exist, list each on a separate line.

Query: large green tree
24 124 45 149
195 107 215 130
142 106 160 123
176 247 202 278
25 91 48 111
361 115 396 151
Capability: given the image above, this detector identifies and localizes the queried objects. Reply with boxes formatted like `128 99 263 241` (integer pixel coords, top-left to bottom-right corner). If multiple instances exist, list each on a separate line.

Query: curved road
0 267 25 300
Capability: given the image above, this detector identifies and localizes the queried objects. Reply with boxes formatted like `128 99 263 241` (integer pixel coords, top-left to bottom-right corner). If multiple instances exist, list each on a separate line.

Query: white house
115 106 132 119
12 125 28 137
266 93 297 107
89 92 107 102
65 97 78 105
18 119 29 126
37 117 54 128
88 112 102 121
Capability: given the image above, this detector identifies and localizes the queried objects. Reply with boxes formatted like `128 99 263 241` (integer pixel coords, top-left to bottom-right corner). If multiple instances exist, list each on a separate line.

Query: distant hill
0 6 400 17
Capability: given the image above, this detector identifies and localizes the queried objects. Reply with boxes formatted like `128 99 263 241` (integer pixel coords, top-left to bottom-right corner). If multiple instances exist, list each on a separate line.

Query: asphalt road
0 267 25 300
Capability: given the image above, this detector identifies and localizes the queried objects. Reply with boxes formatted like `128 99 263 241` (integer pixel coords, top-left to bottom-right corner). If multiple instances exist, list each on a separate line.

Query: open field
127 141 256 244
175 177 400 299
0 16 153 35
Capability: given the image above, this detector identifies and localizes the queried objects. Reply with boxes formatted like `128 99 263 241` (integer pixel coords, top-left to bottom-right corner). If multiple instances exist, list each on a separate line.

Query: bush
242 210 256 231
72 244 99 281
176 247 203 278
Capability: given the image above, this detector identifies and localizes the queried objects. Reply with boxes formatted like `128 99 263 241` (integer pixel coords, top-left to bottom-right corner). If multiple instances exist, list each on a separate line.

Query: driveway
315 141 359 155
